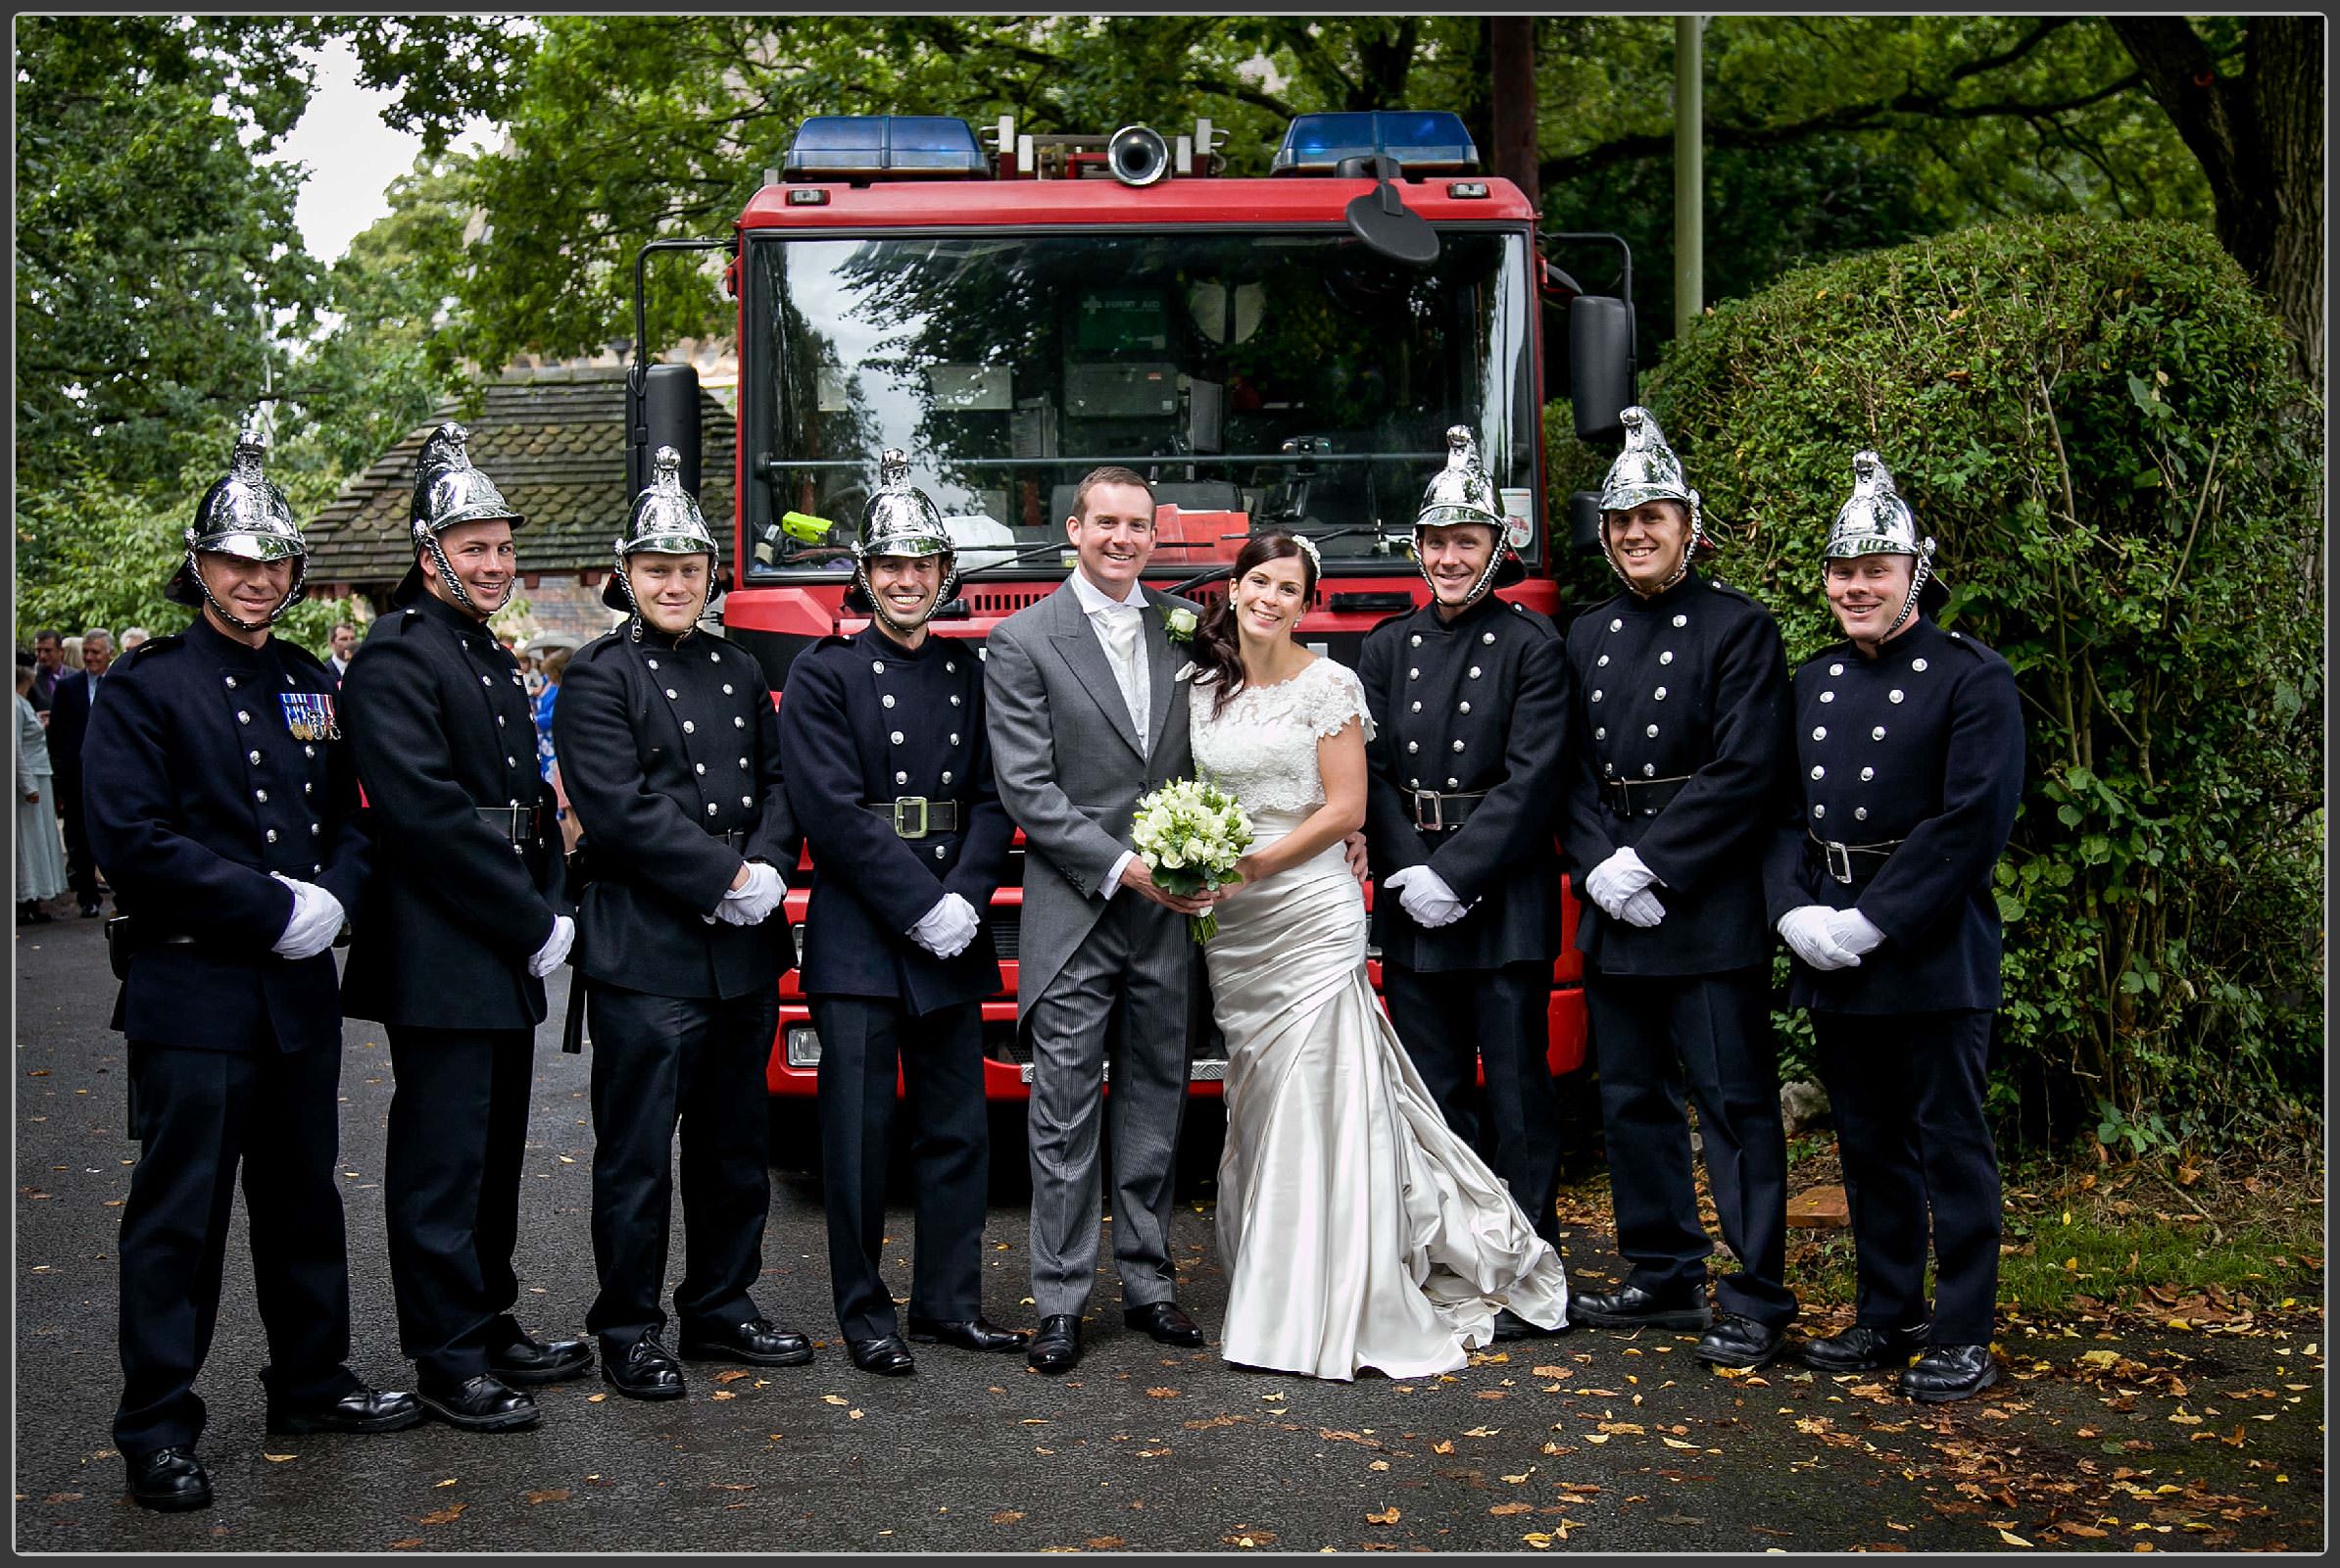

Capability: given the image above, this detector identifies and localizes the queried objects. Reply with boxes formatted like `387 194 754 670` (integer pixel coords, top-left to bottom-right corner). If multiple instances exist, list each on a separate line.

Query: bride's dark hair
1191 532 1320 715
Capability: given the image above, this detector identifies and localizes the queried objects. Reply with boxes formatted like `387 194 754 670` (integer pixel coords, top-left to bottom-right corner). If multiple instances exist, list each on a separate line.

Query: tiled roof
303 365 739 589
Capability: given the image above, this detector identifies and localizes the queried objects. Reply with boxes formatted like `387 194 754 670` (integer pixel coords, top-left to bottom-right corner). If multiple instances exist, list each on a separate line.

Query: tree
2106 17 2324 389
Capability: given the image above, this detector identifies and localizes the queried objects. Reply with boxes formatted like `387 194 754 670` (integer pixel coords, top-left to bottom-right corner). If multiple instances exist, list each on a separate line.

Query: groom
984 466 1214 1375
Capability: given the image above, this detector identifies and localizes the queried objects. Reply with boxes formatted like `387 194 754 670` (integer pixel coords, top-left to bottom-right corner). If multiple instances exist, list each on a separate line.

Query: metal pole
1675 15 1704 324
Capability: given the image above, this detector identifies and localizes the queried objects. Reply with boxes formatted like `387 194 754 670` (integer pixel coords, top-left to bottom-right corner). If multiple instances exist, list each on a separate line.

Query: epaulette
572 631 624 662
807 632 857 655
1504 599 1560 639
1938 625 1999 663
112 633 185 671
1705 578 1763 607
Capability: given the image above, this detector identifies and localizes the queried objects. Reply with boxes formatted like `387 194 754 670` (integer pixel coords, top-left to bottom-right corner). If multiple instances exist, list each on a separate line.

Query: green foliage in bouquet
1132 778 1256 945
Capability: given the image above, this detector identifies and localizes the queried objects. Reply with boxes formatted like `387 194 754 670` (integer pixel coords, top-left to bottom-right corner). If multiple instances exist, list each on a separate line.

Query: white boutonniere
1162 605 1198 644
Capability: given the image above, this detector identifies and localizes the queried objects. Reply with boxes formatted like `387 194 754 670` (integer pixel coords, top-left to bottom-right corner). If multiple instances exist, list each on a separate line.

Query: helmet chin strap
1602 505 1702 597
422 532 483 616
1886 552 1931 635
189 550 308 633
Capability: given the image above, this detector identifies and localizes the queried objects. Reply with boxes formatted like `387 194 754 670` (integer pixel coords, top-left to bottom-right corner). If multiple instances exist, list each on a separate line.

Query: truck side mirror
628 363 705 500
1568 297 1635 445
1570 490 1605 555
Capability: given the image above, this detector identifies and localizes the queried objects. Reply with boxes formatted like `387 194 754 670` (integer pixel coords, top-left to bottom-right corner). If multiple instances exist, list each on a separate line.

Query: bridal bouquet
1130 777 1253 944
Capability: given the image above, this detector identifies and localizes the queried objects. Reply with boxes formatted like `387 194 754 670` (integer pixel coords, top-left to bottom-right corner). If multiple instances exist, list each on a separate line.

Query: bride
1187 533 1569 1381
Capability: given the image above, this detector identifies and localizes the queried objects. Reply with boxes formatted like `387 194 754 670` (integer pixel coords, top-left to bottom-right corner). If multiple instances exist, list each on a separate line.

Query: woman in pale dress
1186 534 1568 1382
16 651 67 922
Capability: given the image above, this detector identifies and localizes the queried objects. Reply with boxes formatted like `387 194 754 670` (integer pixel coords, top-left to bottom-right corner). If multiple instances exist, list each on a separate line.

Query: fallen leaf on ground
1086 1539 1126 1549
822 1395 851 1406
1365 1506 1400 1525
1490 1502 1534 1516
1145 1387 1180 1397
1999 1529 2033 1547
715 1369 750 1384
262 1453 297 1463
416 1503 465 1526
992 1510 1026 1525
525 1489 568 1505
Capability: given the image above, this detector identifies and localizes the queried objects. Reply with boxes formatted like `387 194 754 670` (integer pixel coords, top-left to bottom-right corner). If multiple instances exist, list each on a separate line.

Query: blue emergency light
1270 111 1479 176
783 115 987 179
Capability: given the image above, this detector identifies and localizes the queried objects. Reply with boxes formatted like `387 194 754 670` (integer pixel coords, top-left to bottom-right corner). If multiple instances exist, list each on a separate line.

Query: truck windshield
745 228 1538 581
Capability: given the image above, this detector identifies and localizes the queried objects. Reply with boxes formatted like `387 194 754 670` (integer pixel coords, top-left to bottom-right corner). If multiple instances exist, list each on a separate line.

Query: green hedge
1550 217 2323 1150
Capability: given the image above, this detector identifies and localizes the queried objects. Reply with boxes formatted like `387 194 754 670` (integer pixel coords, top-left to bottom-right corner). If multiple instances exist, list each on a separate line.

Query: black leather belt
1602 773 1693 818
1407 787 1487 833
716 827 751 853
862 797 962 839
477 802 548 849
1808 827 1907 885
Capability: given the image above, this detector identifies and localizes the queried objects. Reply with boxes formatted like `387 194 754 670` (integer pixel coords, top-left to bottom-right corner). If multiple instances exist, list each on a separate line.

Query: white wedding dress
1190 656 1569 1381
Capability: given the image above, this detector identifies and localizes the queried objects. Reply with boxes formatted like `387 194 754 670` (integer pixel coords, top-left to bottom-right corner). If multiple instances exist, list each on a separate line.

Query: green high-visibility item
781 510 836 543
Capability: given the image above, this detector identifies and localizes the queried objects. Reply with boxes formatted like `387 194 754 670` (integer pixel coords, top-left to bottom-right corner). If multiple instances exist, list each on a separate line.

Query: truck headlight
785 1026 822 1068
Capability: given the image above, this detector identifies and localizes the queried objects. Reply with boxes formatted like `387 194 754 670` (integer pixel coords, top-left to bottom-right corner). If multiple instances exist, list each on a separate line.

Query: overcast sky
269 39 498 264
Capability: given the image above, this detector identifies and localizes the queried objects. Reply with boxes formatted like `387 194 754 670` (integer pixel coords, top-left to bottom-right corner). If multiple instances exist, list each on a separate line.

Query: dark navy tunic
83 615 367 1054
777 625 1015 1016
556 622 799 1000
1762 616 2024 1013
1356 593 1572 973
1558 568 1792 976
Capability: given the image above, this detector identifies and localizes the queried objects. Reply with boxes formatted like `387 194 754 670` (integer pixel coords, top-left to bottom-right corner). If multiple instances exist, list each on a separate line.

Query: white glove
269 873 345 960
716 860 786 927
527 913 576 977
908 892 982 958
1583 847 1661 919
1826 907 1886 958
1779 906 1861 971
1389 864 1470 929
1615 888 1667 929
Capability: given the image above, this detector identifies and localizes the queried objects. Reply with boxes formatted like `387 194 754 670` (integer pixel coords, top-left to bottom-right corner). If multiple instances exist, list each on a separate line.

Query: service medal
281 692 336 742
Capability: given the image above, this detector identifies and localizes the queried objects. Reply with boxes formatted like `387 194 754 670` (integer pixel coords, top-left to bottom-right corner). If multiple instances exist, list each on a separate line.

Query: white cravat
1095 601 1150 741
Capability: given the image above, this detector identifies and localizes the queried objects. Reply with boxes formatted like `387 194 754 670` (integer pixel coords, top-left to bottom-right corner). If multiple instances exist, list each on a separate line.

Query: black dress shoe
1900 1343 1997 1403
1693 1312 1785 1369
678 1316 814 1367
485 1328 592 1387
1567 1284 1713 1332
126 1446 211 1512
908 1315 1029 1353
1491 1307 1564 1342
78 901 103 918
848 1334 917 1376
602 1335 687 1401
1124 1300 1205 1347
1027 1314 1082 1374
1800 1322 1930 1373
267 1383 426 1434
415 1374 541 1433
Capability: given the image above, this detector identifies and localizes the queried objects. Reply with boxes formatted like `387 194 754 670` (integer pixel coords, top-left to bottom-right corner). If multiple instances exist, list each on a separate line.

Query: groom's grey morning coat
982 581 1198 1018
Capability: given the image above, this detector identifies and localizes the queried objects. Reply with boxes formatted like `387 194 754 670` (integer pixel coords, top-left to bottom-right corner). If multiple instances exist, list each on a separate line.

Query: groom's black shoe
1567 1283 1714 1332
1124 1301 1205 1348
1692 1312 1785 1370
1491 1308 1564 1342
908 1315 1029 1353
1028 1315 1082 1374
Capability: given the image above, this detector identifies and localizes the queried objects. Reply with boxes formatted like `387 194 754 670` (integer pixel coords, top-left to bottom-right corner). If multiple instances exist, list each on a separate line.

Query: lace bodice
1189 657 1377 816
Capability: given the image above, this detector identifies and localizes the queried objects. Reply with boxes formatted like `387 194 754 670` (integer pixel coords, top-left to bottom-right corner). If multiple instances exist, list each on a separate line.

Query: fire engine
624 109 1638 1157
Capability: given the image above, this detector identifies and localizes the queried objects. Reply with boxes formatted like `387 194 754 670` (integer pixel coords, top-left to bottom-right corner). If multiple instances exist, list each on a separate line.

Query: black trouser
1585 967 1796 1327
1383 958 1563 1248
114 1039 359 1457
383 1025 537 1383
1812 1008 2001 1345
584 983 778 1350
809 995 989 1342
60 789 100 906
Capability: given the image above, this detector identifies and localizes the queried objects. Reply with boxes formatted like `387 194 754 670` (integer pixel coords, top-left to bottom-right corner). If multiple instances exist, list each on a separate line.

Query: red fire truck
626 109 1638 1154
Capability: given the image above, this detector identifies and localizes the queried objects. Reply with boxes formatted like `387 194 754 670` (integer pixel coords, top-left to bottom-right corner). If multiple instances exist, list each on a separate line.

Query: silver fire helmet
166 424 309 630
605 445 721 616
1825 450 1944 633
395 421 525 610
1596 406 1708 592
853 449 957 633
1411 425 1522 605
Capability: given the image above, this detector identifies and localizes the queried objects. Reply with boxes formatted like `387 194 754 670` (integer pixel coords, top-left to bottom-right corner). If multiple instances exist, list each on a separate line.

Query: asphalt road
14 912 2324 1553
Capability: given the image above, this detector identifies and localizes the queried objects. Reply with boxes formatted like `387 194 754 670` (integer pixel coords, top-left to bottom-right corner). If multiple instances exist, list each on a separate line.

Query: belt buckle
893 796 930 840
1415 790 1444 833
1824 839 1854 885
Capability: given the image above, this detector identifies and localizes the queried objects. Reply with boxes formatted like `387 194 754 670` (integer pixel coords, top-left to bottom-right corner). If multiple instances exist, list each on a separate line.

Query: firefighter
340 422 587 1433
553 447 812 1399
1355 427 1574 1337
777 451 1022 1377
1558 407 1799 1369
87 427 420 1513
1765 451 2023 1402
